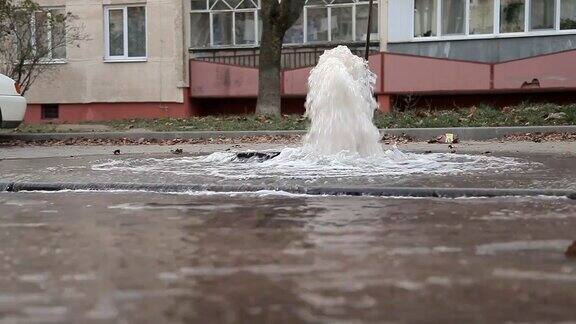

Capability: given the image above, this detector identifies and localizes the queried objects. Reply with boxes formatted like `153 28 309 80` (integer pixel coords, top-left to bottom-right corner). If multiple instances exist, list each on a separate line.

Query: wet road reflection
0 192 575 323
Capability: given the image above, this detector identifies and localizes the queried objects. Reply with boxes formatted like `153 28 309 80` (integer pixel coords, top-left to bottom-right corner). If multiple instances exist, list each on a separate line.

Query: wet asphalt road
0 191 576 323
0 148 575 191
0 142 575 323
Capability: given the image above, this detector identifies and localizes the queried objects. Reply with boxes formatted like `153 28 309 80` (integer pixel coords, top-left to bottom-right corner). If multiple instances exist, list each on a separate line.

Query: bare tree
0 0 86 95
256 0 305 117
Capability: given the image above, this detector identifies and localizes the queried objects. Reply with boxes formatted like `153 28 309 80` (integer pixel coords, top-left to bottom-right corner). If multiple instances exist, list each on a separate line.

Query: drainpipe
159 2 165 110
379 0 388 52
181 0 190 88
365 0 375 60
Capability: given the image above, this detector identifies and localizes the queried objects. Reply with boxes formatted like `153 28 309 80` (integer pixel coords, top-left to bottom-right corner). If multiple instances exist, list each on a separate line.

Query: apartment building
25 0 189 122
23 0 576 122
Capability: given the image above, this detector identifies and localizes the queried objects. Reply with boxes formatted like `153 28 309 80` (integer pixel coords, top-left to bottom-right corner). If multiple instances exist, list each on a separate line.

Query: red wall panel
383 53 492 94
25 101 189 123
190 61 259 97
283 67 312 96
494 50 576 90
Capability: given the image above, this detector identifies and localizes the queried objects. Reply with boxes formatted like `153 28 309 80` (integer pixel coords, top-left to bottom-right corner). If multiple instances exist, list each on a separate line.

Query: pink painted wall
191 54 382 98
383 53 491 94
189 50 576 100
493 50 576 90
25 101 190 123
190 60 259 97
283 67 312 96
368 54 383 93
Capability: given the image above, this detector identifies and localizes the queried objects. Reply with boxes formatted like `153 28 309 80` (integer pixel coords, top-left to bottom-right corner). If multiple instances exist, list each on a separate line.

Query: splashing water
92 46 525 180
304 46 382 156
92 149 523 180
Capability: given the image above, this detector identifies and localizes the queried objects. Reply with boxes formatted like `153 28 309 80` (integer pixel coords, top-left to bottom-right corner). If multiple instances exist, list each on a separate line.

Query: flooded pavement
0 151 575 191
1 142 575 322
1 141 575 191
0 191 575 323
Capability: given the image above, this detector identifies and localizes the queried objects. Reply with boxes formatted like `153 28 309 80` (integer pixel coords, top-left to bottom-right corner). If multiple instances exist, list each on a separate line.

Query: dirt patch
502 133 576 142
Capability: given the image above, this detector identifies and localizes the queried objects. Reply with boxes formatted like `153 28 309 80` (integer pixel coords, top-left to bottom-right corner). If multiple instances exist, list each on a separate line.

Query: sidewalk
1 125 576 142
1 140 575 160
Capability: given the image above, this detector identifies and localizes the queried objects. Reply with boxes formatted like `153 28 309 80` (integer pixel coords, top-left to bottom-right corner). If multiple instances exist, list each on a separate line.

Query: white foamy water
304 46 381 156
92 147 521 180
92 46 524 180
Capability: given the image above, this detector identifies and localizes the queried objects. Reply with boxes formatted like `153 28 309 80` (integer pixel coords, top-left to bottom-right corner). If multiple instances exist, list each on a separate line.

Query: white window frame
189 0 379 48
30 7 68 64
292 1 380 44
190 0 260 48
410 0 576 42
233 9 259 46
104 5 148 62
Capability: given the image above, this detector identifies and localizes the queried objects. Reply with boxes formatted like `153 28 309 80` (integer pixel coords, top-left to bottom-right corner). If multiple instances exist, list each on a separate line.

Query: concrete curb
382 125 576 141
0 130 304 142
1 181 574 199
1 126 575 142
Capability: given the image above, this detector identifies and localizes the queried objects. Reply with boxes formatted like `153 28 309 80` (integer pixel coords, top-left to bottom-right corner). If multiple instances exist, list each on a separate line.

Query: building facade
25 0 189 123
23 0 576 123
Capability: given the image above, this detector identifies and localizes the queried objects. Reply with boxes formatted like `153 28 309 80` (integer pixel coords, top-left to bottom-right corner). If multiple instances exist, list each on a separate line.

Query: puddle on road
1 191 575 323
2 199 48 207
476 240 573 255
493 268 576 282
108 202 243 211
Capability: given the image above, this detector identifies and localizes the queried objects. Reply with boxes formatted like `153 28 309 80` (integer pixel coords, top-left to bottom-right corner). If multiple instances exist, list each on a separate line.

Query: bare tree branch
279 0 306 32
0 0 87 95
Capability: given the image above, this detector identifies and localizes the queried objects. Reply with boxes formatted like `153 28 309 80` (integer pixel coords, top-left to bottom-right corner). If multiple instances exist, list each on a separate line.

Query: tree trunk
255 0 305 116
256 23 283 117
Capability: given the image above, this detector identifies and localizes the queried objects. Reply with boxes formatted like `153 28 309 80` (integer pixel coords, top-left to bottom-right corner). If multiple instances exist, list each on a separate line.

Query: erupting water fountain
93 46 522 186
304 46 383 157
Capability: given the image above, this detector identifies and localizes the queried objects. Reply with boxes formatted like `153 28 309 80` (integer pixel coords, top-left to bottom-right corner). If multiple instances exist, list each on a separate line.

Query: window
442 0 466 35
356 3 379 40
104 6 147 61
307 6 329 42
284 13 304 43
415 0 437 37
190 12 210 47
561 0 576 29
235 11 257 44
304 1 378 43
470 0 494 34
41 104 59 119
213 11 233 45
191 0 207 10
31 8 67 61
331 6 353 41
190 0 259 48
190 0 379 48
530 0 555 30
412 0 576 40
500 0 525 32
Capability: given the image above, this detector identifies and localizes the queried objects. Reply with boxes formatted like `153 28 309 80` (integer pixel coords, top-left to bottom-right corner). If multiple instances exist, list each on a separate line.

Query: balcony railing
190 43 379 69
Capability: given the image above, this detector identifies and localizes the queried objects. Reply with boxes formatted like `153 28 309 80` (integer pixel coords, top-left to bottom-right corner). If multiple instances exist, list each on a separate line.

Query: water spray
304 46 382 156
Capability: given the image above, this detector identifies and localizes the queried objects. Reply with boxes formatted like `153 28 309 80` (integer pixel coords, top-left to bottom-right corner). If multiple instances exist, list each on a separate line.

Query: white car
0 74 26 128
